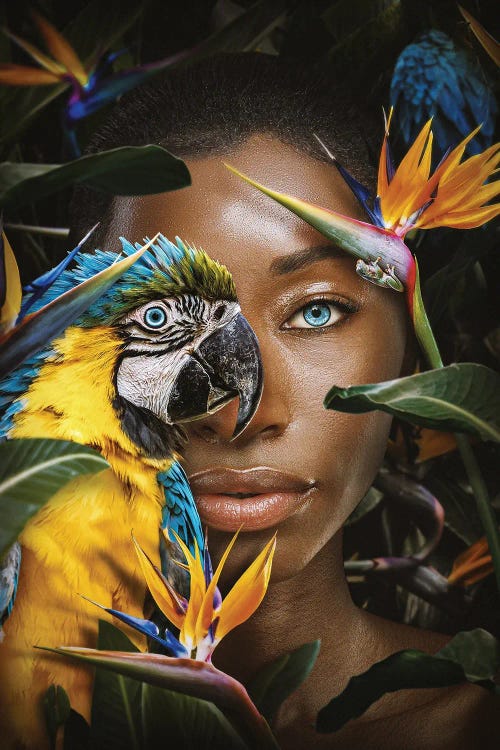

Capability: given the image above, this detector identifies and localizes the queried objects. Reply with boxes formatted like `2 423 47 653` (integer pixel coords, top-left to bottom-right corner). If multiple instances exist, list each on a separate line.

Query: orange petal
0 63 61 85
377 107 394 198
216 534 276 641
1 232 22 335
381 120 433 227
31 10 88 85
132 534 185 629
419 203 500 230
415 428 457 462
458 5 500 66
448 535 493 586
4 28 65 75
167 530 207 649
194 529 241 644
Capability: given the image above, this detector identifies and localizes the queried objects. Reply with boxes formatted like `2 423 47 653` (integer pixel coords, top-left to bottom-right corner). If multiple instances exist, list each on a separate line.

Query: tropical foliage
0 1 499 748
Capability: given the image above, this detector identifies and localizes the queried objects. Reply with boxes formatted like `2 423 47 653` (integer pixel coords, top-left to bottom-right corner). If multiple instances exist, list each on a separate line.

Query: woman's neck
212 529 368 707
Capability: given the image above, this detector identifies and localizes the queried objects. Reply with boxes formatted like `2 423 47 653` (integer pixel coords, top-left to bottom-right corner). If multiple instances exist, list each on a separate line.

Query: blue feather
390 30 497 158
0 542 21 640
18 224 98 322
0 234 196 433
158 461 204 559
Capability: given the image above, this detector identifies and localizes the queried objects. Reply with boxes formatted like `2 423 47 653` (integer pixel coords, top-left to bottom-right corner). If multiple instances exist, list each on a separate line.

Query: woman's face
110 134 409 582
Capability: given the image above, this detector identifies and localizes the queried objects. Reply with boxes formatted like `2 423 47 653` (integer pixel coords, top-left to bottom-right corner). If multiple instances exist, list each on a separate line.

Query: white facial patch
115 295 241 424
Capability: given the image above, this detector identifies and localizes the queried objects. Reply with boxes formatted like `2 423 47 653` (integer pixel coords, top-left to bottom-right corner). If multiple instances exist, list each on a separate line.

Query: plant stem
453 432 500 593
5 223 70 237
412 264 500 595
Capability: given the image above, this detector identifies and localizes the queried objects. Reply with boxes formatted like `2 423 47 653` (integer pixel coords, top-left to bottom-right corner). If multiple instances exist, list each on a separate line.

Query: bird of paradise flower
83 528 277 663
44 529 279 749
0 11 189 155
225 111 500 365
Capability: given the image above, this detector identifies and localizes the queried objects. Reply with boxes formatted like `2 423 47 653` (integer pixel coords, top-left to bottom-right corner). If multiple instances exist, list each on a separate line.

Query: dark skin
108 135 498 748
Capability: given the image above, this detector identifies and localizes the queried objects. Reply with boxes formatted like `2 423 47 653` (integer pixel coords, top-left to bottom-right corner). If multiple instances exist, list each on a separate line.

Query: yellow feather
0 325 174 748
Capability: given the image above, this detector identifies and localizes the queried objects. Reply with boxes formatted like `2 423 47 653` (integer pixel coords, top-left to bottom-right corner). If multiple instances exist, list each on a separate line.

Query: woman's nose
191 349 291 445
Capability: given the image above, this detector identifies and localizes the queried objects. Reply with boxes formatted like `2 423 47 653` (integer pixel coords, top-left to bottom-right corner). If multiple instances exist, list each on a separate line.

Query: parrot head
0 235 263 458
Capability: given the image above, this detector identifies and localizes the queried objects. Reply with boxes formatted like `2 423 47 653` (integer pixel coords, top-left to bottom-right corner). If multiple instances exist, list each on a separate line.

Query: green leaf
438 629 500 682
90 621 142 750
247 641 320 725
141 684 248 750
316 628 500 733
0 145 190 209
0 438 108 557
345 487 383 526
63 710 90 750
189 0 287 59
0 236 155 379
43 685 71 750
324 364 500 443
45 647 279 749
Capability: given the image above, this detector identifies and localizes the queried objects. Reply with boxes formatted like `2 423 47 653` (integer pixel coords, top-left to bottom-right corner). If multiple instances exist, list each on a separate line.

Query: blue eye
284 299 348 330
302 303 332 327
143 306 167 329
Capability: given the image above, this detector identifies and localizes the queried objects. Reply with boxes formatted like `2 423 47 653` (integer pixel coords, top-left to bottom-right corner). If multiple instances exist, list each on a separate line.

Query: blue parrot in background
390 30 497 156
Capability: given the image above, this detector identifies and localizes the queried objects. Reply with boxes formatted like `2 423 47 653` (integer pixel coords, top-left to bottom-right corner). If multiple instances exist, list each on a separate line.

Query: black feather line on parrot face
113 394 186 459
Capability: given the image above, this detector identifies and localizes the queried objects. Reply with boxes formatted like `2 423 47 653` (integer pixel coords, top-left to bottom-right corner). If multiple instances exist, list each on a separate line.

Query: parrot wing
158 460 204 570
0 542 21 642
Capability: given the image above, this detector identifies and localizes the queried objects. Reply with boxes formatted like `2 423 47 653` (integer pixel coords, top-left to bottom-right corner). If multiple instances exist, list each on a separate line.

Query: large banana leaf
88 621 247 750
44 644 279 749
0 438 108 557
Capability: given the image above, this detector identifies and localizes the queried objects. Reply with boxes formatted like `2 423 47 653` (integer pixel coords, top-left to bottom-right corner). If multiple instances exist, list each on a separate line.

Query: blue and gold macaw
0 234 262 749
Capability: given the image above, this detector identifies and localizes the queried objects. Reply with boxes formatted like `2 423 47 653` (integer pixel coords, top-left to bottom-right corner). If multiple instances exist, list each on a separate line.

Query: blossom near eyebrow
270 244 345 275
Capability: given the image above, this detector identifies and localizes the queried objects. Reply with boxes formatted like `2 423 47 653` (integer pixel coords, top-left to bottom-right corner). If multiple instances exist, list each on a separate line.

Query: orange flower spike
168 528 275 659
31 10 88 85
194 529 241 645
216 534 276 641
373 114 500 236
379 119 434 230
0 11 90 88
448 535 494 587
132 534 185 629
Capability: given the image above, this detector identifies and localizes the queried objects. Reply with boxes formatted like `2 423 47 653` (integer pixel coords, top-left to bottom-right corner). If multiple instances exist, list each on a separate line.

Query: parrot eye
143 305 168 329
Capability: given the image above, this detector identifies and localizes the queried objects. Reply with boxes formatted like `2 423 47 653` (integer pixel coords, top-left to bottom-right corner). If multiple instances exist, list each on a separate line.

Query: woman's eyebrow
269 244 344 275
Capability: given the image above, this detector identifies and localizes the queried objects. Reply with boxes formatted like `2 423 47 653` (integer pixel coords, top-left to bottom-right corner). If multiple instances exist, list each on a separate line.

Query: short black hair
70 52 379 244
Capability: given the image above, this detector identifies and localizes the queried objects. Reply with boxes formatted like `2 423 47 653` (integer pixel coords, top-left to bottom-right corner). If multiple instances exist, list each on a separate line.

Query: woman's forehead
108 134 366 273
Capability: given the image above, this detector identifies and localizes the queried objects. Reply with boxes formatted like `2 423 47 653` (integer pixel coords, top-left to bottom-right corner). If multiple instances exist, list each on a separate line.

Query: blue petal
331 159 383 227
105 606 188 658
66 54 186 122
18 224 98 322
82 596 188 657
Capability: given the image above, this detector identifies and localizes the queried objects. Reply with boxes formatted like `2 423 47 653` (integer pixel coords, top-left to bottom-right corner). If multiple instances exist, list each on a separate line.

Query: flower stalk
411 265 500 594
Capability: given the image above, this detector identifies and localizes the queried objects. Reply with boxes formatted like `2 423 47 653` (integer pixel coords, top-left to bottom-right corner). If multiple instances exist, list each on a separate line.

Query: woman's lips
188 467 316 532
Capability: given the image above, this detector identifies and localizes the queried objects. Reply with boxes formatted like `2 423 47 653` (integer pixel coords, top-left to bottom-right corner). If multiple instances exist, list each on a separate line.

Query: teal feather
159 461 204 558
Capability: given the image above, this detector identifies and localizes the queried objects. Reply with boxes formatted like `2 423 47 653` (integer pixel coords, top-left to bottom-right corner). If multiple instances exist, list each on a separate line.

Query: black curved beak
167 312 263 439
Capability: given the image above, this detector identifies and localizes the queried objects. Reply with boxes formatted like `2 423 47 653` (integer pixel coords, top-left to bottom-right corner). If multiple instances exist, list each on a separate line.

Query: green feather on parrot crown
26 234 236 327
